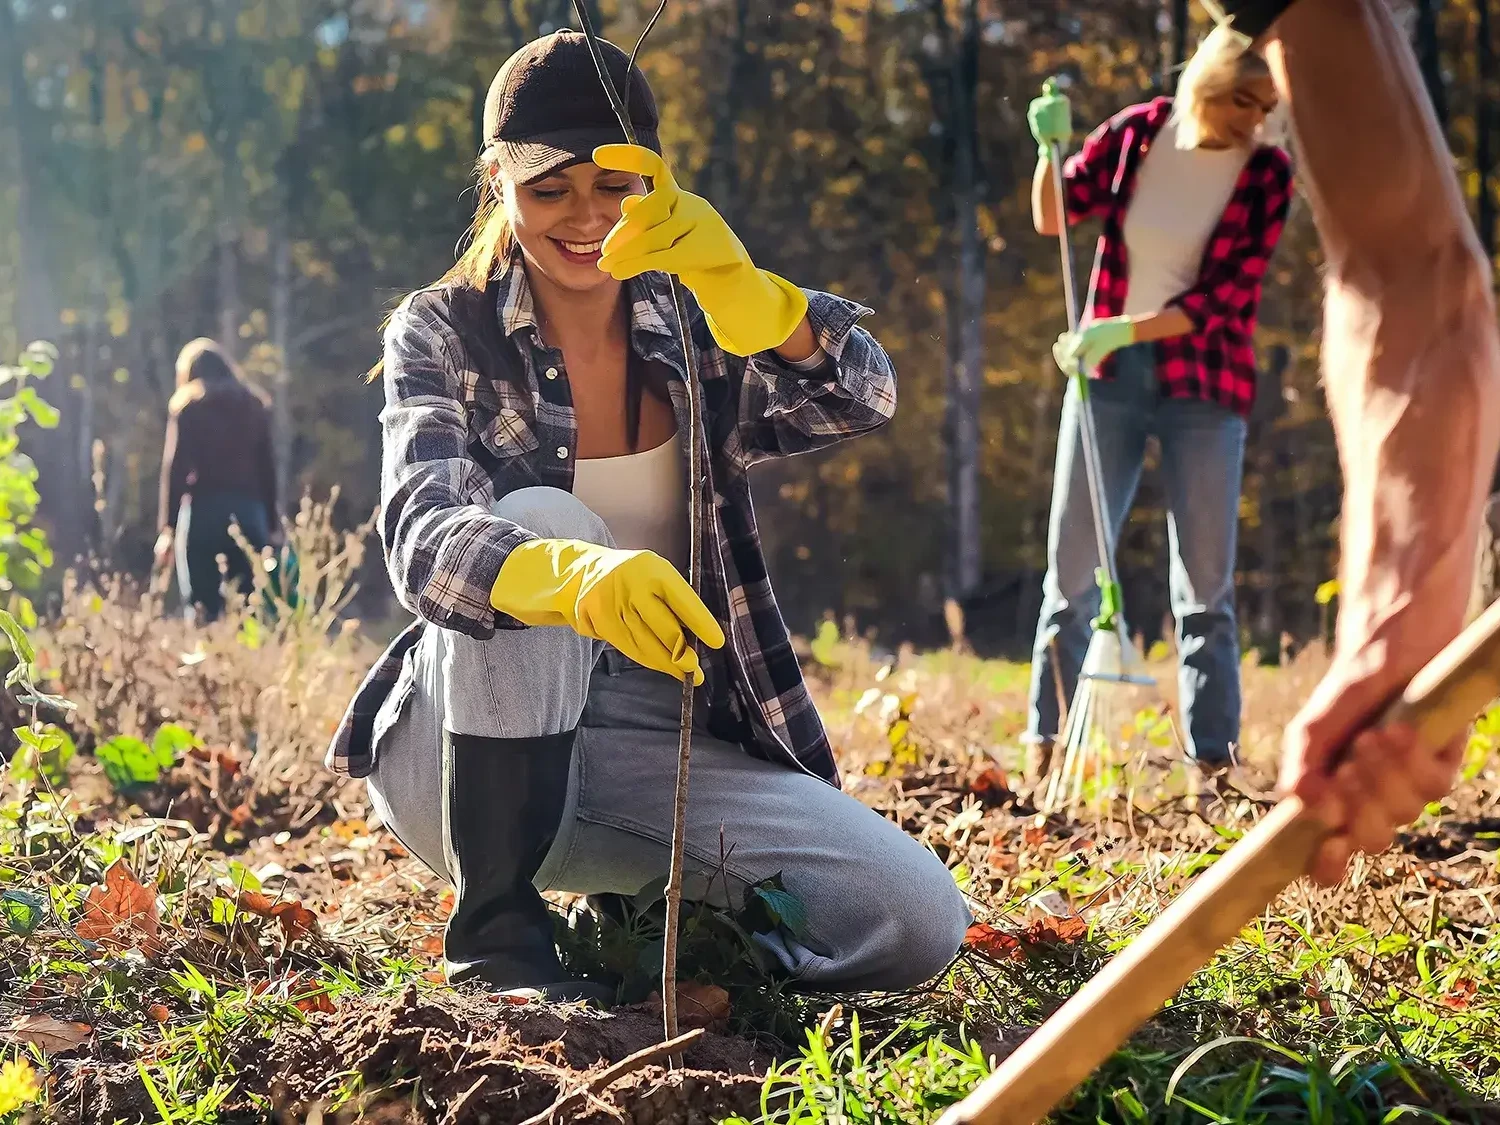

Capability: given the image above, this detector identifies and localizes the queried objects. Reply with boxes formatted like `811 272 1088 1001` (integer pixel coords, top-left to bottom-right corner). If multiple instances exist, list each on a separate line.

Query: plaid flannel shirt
1064 96 1293 415
324 253 897 784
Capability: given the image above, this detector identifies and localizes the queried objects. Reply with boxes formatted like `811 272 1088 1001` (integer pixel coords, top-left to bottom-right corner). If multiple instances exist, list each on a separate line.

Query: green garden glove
1052 316 1137 376
490 539 725 685
1027 78 1073 159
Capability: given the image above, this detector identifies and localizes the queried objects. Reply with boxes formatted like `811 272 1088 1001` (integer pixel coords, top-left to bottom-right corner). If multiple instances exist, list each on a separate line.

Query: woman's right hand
489 539 725 685
1028 78 1073 157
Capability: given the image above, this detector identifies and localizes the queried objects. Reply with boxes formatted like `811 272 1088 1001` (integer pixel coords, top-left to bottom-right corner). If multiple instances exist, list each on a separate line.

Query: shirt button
545 367 559 380
556 446 568 459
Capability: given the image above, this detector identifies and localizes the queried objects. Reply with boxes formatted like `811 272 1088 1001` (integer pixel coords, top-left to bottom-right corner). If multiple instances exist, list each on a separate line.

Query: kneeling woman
326 31 969 999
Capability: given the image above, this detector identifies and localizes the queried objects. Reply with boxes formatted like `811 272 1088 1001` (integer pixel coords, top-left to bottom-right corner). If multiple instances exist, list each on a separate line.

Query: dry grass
2 508 1499 1123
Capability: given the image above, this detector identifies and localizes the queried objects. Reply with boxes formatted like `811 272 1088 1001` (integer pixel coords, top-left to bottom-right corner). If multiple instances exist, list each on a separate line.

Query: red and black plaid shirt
1063 96 1293 416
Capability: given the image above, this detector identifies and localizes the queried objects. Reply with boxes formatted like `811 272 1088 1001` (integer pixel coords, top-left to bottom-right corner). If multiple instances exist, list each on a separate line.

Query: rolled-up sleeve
734 290 897 466
379 301 537 638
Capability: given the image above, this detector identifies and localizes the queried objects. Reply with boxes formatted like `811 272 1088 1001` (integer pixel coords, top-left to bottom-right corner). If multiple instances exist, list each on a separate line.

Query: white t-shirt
1122 116 1251 317
571 434 689 575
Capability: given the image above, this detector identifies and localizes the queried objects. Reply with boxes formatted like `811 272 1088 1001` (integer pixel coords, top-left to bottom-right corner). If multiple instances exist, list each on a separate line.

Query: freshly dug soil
53 985 773 1125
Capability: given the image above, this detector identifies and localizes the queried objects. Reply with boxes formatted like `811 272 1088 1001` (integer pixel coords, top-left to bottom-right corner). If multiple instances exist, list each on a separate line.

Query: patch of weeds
555 872 830 1043
722 1011 989 1124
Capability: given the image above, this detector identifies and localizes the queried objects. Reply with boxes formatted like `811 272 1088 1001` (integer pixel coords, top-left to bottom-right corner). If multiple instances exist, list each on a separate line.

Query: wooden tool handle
938 596 1500 1125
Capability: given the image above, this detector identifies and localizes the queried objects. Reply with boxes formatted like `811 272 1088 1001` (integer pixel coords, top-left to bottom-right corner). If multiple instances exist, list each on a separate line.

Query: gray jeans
366 487 971 993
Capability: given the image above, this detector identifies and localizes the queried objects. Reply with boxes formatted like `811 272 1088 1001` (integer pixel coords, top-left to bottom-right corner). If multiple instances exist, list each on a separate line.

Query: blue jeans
1025 343 1247 765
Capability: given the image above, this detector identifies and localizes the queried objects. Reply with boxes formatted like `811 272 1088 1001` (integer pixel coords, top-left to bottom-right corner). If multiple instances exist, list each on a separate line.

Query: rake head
1038 625 1158 816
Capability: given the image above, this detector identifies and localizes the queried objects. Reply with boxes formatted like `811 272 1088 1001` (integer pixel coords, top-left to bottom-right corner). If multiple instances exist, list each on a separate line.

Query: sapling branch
569 0 702 1066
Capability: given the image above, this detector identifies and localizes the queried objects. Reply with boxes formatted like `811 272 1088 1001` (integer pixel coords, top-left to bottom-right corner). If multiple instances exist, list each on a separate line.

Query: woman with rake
1022 27 1292 795
323 31 969 1003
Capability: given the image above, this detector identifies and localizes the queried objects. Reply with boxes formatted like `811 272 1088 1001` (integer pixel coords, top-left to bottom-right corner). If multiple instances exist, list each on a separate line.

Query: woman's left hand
1052 315 1137 376
592 144 809 357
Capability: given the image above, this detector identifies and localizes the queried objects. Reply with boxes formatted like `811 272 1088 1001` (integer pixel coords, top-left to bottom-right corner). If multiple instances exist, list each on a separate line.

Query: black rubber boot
440 728 611 1004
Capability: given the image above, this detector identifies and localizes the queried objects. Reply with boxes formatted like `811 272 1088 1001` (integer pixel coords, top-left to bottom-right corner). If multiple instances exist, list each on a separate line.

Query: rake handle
938 595 1500 1125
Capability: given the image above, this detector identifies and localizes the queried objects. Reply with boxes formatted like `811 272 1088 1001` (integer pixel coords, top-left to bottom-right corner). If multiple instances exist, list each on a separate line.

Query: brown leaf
413 934 444 957
229 803 254 829
985 846 1018 874
1024 914 1088 945
147 1004 171 1023
969 766 1010 797
1442 978 1478 1011
286 974 337 1014
75 860 161 955
1022 825 1048 849
421 968 446 984
188 746 241 777
963 923 1025 962
644 981 732 1030
235 891 320 942
3 1014 91 1054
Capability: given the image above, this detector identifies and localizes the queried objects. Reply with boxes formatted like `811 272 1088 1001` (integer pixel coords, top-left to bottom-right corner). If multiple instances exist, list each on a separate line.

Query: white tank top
571 434 690 575
1121 116 1252 317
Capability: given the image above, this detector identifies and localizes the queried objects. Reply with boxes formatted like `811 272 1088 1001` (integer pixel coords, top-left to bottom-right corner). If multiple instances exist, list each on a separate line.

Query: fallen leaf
3 1014 91 1054
1023 824 1048 849
187 746 241 777
438 888 455 915
963 922 1025 962
147 1004 170 1022
235 891 320 942
421 968 446 984
384 841 410 860
229 804 254 829
286 974 337 1014
330 819 368 843
645 982 731 1031
970 766 1011 798
985 846 1018 874
1442 978 1479 1011
74 860 161 955
413 934 444 956
1024 914 1088 945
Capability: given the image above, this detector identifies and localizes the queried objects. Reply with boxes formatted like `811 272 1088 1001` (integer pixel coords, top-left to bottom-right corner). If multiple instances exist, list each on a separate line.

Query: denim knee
492 487 615 549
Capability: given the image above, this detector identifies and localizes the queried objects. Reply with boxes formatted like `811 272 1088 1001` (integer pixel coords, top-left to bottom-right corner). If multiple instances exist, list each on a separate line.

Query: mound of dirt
54 985 773 1125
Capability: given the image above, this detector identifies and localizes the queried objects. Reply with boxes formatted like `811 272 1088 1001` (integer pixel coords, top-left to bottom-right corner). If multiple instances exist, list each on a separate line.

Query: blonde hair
1172 24 1284 149
169 337 268 415
441 154 515 291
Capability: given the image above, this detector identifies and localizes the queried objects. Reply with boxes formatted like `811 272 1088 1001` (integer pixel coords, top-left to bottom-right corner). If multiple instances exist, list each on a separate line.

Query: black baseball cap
481 30 660 184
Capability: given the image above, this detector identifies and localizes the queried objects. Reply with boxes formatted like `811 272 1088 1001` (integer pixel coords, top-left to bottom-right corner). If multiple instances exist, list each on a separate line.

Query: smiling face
1197 75 1279 149
500 161 645 294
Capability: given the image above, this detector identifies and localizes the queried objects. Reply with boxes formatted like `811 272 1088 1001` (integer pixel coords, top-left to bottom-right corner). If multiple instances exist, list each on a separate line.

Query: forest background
3 0 1488 655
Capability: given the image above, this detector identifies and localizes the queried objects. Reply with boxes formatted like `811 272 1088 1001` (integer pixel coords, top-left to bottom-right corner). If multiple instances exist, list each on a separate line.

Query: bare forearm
1266 0 1500 646
1032 156 1061 236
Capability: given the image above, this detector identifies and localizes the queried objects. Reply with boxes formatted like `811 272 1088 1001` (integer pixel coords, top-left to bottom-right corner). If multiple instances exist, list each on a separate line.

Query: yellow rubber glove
490 539 725 685
593 143 809 357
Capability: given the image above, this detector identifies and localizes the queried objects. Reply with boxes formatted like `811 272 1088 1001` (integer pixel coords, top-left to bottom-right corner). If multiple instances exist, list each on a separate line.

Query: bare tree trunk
697 0 752 229
1416 0 1449 128
271 211 293 519
1168 0 1190 91
218 222 241 357
945 0 985 601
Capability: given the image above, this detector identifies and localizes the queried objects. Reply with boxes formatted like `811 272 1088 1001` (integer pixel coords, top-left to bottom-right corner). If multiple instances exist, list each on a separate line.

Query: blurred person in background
155 338 280 623
1023 26 1292 787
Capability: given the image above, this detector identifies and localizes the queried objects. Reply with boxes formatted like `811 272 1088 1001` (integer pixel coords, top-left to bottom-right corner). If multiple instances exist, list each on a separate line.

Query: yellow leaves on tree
75 860 163 957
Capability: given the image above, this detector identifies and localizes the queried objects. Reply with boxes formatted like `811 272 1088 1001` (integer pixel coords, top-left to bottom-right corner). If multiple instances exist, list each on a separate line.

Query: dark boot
441 728 610 1004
